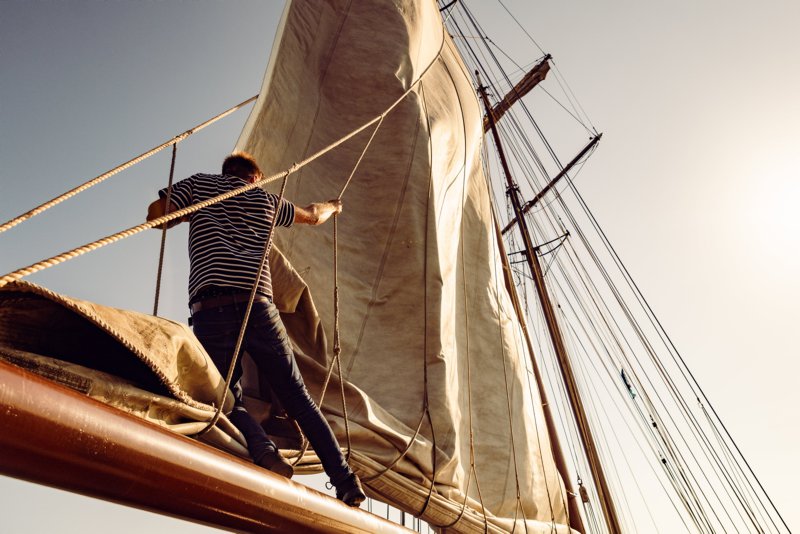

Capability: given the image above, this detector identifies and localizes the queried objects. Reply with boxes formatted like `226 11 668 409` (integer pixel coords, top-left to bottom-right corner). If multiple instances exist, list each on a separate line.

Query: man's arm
294 199 343 226
146 198 186 229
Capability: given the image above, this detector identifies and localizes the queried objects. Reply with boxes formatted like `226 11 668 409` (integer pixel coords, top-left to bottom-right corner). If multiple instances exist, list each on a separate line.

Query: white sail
237 1 573 531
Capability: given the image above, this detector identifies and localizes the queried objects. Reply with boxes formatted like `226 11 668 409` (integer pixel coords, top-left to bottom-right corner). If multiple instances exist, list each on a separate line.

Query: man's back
162 173 294 301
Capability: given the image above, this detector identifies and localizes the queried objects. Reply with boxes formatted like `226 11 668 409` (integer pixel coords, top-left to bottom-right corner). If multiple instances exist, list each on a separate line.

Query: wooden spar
477 73 622 534
478 73 584 534
483 54 552 132
501 134 602 235
0 360 410 534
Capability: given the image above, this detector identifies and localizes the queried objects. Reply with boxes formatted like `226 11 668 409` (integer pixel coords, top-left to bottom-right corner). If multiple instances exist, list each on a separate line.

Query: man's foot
335 473 366 507
256 449 294 479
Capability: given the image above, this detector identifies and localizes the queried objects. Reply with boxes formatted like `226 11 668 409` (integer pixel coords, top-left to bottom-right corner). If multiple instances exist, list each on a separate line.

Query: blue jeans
192 297 352 484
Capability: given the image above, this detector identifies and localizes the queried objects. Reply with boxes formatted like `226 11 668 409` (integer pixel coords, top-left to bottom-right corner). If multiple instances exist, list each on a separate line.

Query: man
147 152 366 507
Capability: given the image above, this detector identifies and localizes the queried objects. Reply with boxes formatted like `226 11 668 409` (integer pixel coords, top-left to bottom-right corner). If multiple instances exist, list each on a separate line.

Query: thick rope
0 96 258 236
0 57 442 290
196 173 290 437
0 167 291 289
152 144 178 316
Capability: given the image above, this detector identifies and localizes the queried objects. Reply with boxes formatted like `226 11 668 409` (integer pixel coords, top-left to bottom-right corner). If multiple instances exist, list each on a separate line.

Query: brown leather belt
190 292 269 314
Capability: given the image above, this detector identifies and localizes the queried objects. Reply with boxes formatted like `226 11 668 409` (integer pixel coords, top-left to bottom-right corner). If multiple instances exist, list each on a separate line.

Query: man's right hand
295 199 343 226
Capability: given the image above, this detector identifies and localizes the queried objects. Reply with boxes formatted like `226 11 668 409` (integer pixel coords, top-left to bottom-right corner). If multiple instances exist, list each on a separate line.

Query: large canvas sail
237 1 573 531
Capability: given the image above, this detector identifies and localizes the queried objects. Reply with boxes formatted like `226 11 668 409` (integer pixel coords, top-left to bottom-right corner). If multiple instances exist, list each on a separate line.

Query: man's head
222 152 262 182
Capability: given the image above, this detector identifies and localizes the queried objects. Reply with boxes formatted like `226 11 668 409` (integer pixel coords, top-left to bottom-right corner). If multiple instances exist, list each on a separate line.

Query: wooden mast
477 72 623 534
493 218 587 533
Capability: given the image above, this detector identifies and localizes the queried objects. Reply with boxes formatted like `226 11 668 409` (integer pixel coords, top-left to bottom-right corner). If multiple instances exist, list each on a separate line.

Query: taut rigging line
0 96 259 236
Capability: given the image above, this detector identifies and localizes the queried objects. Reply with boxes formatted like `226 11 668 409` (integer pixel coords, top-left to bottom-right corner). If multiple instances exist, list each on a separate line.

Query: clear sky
1 0 797 532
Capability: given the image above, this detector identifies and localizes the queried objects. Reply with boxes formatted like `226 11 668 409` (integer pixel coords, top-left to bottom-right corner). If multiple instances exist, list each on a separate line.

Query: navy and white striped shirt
159 173 295 301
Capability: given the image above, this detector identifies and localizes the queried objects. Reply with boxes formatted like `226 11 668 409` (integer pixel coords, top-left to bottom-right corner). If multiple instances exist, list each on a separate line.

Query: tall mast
477 72 623 534
493 219 587 533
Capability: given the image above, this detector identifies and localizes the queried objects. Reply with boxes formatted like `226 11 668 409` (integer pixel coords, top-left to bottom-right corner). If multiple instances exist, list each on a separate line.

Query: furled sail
0 281 247 456
237 1 574 531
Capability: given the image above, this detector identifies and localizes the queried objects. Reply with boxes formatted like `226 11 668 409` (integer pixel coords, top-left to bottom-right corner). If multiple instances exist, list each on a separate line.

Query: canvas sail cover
237 1 573 531
0 281 248 457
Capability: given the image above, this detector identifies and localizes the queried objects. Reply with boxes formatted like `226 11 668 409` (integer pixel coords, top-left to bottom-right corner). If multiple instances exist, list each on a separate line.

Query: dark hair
222 152 261 179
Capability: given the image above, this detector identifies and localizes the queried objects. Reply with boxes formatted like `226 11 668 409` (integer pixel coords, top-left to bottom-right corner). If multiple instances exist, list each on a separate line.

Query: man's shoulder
174 173 220 187
190 173 224 182
184 173 240 191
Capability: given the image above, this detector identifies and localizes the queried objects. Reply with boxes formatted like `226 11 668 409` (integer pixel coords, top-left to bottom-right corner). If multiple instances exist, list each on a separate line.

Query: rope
290 95 387 466
196 173 290 437
361 411 427 484
0 96 258 236
0 168 288 288
338 117 384 198
152 144 178 316
332 215 352 460
330 105 387 462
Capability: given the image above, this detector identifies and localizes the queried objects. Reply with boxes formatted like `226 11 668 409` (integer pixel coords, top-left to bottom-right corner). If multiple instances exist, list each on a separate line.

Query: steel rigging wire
448 0 787 531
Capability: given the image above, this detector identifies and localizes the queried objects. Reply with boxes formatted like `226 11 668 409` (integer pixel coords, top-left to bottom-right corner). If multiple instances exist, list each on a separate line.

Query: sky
1 0 798 532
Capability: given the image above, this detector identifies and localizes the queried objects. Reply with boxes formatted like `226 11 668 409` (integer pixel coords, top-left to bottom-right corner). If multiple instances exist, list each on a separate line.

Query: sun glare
747 154 800 269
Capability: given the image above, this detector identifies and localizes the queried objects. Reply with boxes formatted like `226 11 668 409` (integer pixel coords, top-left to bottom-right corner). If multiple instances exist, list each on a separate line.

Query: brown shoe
256 449 294 479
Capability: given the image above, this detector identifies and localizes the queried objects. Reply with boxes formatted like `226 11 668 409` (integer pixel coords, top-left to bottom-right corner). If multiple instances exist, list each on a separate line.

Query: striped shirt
159 173 295 301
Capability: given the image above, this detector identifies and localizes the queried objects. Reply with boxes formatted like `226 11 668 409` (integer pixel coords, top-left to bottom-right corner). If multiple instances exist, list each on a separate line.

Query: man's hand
295 199 343 226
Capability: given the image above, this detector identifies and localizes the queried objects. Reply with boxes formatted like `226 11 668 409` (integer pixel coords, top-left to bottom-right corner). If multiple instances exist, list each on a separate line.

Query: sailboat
0 1 793 532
